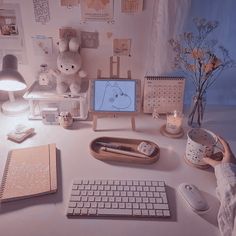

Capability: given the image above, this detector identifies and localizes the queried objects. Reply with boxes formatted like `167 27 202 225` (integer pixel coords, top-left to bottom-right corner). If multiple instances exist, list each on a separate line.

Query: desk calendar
143 76 185 114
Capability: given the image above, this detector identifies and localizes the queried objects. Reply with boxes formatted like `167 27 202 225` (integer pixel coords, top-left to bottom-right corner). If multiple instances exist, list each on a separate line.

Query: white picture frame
0 3 27 64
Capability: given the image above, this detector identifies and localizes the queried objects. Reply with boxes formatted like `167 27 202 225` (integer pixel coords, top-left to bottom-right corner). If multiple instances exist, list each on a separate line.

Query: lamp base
1 98 29 116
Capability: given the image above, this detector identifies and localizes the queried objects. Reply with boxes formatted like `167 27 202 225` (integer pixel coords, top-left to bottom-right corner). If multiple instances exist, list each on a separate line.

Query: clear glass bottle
38 64 50 86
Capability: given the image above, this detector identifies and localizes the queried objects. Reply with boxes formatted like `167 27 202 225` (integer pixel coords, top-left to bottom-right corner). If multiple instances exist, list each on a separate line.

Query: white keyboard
67 179 170 218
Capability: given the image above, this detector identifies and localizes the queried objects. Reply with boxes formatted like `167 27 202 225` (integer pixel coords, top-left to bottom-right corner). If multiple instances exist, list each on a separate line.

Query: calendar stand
92 56 137 131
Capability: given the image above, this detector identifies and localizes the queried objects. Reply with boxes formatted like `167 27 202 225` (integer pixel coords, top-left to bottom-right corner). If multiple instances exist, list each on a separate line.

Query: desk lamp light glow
0 54 29 115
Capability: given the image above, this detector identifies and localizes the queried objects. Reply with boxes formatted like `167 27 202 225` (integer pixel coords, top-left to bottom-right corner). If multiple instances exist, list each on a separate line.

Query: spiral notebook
0 144 57 202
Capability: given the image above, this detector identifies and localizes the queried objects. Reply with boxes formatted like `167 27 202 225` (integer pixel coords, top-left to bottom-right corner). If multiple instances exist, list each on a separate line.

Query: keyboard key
119 203 125 208
72 185 78 190
70 196 80 201
122 197 128 202
105 203 111 208
91 185 98 190
89 180 95 185
98 202 104 208
115 197 122 202
80 208 88 215
68 202 77 208
133 209 142 216
88 196 95 202
77 202 83 208
84 202 90 208
73 180 82 185
117 186 123 191
74 208 80 215
156 198 163 203
156 210 163 216
140 203 146 209
88 209 97 215
163 210 171 216
133 203 139 209
71 190 80 196
141 209 149 216
67 208 74 215
149 210 156 216
97 208 132 216
112 203 118 208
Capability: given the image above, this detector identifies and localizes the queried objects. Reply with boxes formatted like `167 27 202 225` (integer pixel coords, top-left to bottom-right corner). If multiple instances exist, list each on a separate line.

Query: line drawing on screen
94 80 135 112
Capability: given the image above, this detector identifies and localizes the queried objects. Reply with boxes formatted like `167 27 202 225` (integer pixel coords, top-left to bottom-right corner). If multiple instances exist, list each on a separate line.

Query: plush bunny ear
69 37 80 52
58 38 69 52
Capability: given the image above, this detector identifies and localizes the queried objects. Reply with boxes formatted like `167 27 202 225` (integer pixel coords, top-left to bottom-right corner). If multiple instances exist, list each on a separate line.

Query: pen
100 146 148 159
96 142 132 151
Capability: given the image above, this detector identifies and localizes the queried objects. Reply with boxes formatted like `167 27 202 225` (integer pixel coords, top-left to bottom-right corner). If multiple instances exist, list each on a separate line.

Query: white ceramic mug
185 128 219 166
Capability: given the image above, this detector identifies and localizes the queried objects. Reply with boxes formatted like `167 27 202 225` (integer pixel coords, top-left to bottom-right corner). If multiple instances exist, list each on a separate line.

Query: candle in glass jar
166 110 183 134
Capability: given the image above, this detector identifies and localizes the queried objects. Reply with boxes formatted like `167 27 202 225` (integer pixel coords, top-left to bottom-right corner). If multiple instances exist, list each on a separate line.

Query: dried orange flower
169 17 235 94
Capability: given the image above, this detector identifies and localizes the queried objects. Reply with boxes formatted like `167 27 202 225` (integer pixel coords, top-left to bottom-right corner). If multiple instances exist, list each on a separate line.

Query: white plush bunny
52 37 87 96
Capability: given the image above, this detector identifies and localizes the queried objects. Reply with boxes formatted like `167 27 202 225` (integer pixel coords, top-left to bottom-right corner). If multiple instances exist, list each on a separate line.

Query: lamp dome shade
0 54 27 91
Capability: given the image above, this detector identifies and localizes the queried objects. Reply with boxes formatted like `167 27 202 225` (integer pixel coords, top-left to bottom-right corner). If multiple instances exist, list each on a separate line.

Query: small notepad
0 144 57 202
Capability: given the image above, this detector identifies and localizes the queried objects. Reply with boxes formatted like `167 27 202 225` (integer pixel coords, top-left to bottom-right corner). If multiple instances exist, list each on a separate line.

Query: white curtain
146 0 191 76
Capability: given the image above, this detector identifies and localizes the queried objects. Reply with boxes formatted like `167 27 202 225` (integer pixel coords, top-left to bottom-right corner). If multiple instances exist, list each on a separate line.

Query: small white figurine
58 112 73 128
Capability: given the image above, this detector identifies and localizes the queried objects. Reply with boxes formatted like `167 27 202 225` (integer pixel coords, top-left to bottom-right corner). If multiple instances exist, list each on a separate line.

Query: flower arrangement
169 18 235 127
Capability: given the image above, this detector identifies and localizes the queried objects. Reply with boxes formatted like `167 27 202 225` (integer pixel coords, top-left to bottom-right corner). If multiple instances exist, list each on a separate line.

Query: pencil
100 147 148 159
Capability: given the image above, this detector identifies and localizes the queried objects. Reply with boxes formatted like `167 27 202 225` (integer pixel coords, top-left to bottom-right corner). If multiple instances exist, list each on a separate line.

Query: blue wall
184 0 236 105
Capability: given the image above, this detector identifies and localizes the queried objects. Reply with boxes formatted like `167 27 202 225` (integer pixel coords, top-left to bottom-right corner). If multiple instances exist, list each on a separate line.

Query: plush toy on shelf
51 37 87 96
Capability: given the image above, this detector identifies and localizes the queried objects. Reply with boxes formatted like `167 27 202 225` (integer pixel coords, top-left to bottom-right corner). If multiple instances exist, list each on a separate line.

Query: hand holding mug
204 136 236 167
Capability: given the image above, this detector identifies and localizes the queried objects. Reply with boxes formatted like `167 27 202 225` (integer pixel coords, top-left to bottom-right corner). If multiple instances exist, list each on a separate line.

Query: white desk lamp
0 54 29 115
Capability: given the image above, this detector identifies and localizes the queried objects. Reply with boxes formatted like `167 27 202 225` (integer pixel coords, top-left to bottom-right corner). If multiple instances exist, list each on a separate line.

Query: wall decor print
0 3 27 63
59 27 77 39
81 31 99 48
32 35 53 56
33 0 50 24
80 0 114 22
113 38 131 56
121 0 143 13
60 0 80 7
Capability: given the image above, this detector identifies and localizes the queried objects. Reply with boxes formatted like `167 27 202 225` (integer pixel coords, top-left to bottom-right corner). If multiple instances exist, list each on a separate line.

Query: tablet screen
93 79 136 112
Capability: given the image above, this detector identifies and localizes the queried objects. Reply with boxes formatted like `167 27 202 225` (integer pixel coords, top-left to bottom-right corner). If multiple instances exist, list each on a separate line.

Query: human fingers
217 136 236 164
203 157 220 167
217 136 231 155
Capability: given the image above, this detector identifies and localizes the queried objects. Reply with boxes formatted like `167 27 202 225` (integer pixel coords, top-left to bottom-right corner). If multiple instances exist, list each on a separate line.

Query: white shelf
23 81 89 120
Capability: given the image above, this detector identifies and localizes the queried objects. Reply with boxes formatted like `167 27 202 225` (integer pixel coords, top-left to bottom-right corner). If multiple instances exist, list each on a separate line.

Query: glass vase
188 91 206 127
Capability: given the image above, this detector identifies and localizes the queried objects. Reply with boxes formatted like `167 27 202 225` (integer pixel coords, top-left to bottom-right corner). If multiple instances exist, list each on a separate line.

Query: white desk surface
0 106 235 236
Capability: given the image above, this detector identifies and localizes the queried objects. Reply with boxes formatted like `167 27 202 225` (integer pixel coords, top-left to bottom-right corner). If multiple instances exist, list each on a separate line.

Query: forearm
214 163 236 236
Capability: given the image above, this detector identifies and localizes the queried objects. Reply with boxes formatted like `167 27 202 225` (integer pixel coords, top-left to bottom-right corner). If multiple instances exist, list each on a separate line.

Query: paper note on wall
113 39 132 56
0 3 27 63
33 0 50 24
81 31 99 48
59 27 77 39
121 0 143 13
80 0 114 22
60 0 80 7
32 35 53 56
